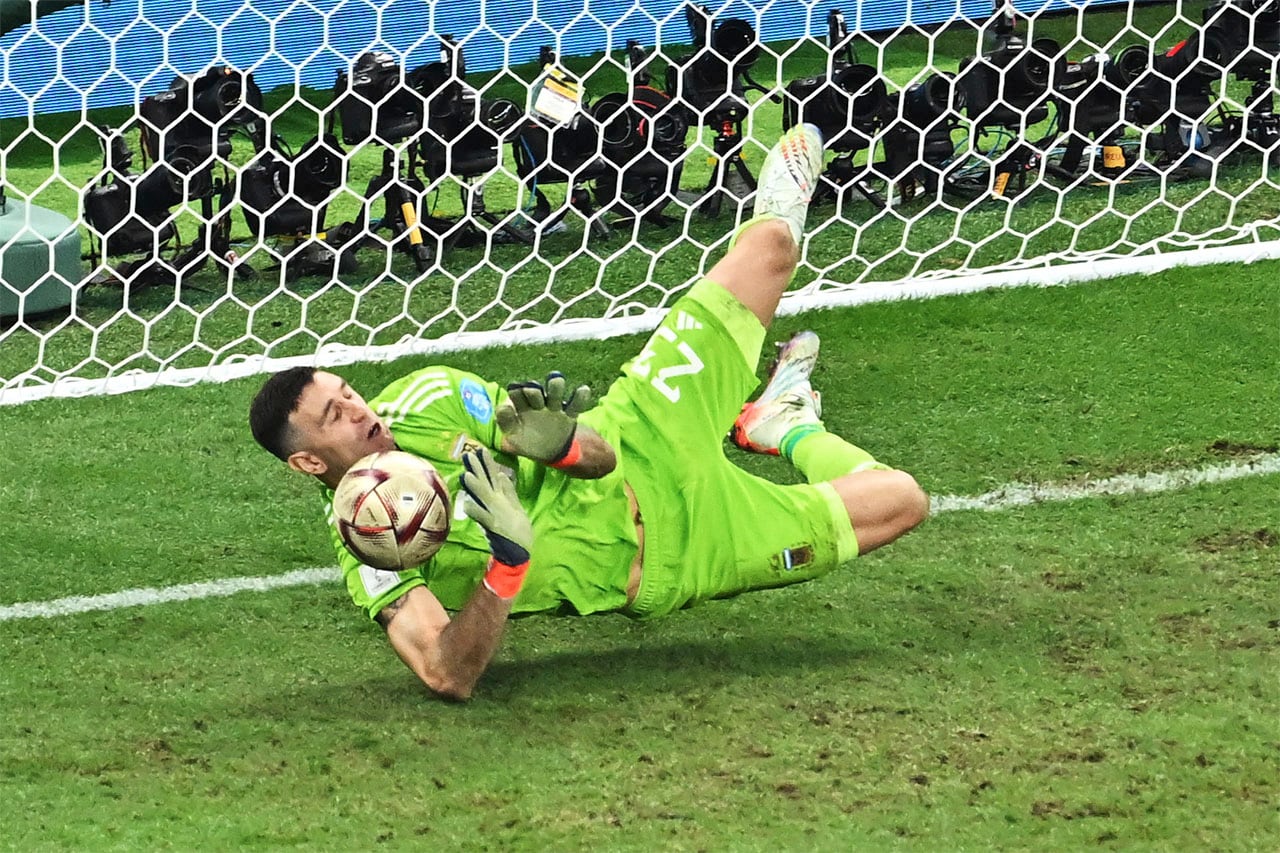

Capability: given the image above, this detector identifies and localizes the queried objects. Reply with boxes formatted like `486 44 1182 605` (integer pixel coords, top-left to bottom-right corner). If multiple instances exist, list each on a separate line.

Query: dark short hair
249 366 317 461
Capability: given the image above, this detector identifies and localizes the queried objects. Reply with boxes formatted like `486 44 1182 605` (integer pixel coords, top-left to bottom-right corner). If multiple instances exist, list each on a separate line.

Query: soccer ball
333 450 451 570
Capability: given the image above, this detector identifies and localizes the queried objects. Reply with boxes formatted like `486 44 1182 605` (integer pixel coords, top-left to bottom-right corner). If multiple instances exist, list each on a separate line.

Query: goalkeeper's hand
459 447 534 600
497 372 593 468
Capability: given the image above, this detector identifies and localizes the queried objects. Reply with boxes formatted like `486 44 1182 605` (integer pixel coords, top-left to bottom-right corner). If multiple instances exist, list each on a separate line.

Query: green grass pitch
1 260 1277 849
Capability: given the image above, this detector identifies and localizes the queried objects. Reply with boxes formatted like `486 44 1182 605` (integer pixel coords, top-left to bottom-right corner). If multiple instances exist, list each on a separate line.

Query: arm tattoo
375 593 411 630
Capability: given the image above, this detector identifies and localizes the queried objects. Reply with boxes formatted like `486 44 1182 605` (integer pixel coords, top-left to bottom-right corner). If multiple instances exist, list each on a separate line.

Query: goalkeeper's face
286 371 395 484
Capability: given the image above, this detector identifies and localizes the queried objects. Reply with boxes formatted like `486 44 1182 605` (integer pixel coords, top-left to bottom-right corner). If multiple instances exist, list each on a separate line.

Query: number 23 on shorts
630 325 705 404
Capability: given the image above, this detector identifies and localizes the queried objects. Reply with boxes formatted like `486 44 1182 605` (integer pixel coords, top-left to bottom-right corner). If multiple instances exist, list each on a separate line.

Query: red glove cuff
549 436 583 470
483 557 530 600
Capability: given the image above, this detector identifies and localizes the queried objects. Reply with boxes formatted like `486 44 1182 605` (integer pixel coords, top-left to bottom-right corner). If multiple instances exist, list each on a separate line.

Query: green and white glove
497 371 593 468
459 446 535 600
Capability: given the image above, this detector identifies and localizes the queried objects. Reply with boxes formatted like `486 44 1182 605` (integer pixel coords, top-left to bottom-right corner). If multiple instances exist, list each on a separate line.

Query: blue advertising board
1 0 1129 119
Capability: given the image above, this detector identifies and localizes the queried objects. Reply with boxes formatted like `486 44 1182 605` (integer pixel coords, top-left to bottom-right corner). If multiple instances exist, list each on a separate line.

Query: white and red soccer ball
332 450 451 570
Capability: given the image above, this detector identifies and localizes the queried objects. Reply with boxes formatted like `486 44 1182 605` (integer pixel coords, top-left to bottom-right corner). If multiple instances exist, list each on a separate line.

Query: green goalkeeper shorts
590 277 861 620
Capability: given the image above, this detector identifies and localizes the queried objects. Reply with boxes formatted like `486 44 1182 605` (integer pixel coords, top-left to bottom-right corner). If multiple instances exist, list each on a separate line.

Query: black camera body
1113 48 1208 138
666 5 760 123
1114 0 1277 163
782 13 892 154
411 45 523 180
511 52 608 192
1042 53 1137 177
239 134 346 239
957 34 1061 131
594 86 688 164
512 110 606 188
1198 0 1278 80
85 67 263 259
1051 53 1128 137
1118 0 1275 126
591 72 690 220
878 74 965 190
784 65 889 153
83 164 181 257
140 67 264 165
331 51 428 146
595 44 689 170
332 43 521 180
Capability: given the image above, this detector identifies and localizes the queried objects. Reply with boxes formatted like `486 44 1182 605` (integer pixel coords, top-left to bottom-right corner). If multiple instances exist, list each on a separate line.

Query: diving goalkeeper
249 124 929 701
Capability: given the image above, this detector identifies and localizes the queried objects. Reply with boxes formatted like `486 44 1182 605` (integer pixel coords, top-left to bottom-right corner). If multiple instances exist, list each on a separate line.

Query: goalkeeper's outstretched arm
379 446 536 701
497 372 616 479
380 583 515 702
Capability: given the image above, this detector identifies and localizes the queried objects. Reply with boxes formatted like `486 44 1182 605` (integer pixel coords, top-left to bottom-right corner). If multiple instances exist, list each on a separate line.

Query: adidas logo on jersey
676 311 703 332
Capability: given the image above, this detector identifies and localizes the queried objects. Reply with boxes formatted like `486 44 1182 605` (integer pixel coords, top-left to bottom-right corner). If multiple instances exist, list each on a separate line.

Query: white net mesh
1 0 1276 404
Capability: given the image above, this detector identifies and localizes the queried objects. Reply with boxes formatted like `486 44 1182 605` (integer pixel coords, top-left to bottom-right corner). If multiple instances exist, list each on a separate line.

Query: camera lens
164 145 212 196
211 78 242 117
711 19 759 69
1014 38 1060 91
832 64 889 127
481 98 523 135
903 74 959 125
1115 45 1151 84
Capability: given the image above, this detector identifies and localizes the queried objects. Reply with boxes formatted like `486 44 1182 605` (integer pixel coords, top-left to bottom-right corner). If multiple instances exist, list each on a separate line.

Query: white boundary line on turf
928 452 1280 513
4 240 1279 407
0 567 337 621
2 454 1277 623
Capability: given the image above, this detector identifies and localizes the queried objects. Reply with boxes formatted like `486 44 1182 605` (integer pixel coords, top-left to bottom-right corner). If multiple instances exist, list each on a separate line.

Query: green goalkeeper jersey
322 365 637 616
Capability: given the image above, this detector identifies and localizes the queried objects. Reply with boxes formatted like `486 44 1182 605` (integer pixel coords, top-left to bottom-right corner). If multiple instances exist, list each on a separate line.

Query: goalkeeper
249 124 929 701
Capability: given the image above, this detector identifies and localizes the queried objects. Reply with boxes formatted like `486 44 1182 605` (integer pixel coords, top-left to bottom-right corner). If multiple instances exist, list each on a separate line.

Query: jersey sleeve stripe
381 386 453 427
384 388 453 428
379 373 453 420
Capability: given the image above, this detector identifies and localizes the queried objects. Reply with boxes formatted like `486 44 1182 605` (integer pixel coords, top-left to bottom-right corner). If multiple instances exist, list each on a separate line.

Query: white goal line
3 453 1276 623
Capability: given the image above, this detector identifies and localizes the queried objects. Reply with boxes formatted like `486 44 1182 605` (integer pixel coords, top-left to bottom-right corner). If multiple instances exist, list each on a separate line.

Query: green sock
782 427 888 484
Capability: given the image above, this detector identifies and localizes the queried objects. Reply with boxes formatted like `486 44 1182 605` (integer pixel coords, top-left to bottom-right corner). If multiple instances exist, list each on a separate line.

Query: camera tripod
352 145 537 275
358 146 435 273
527 182 611 240
94 171 237 291
810 151 890 210
698 115 756 217
1199 79 1280 166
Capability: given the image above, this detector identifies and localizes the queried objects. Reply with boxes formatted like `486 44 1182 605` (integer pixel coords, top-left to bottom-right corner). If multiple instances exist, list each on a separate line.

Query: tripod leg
850 178 886 210
466 180 535 245
698 156 725 217
1052 135 1087 179
698 157 751 215
729 153 756 192
371 149 432 272
570 183 610 241
699 125 755 217
398 195 432 272
166 188 223 287
477 210 536 245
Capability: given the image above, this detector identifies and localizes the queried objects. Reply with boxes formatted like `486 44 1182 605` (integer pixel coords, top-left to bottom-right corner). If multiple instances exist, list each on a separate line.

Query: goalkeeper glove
459 446 535 600
497 371 593 468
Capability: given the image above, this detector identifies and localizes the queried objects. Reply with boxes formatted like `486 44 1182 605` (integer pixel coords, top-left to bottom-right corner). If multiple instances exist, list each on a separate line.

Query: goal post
1 0 1276 405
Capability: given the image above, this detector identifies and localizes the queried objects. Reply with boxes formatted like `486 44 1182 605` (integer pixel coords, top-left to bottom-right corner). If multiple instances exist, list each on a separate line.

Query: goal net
1 0 1276 404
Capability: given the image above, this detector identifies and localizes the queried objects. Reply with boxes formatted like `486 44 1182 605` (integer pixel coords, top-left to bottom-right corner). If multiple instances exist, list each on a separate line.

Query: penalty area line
2 454 1277 623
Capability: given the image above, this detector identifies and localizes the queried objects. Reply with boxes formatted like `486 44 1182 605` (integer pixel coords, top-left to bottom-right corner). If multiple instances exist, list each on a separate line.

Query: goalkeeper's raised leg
719 123 929 555
702 122 825 330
